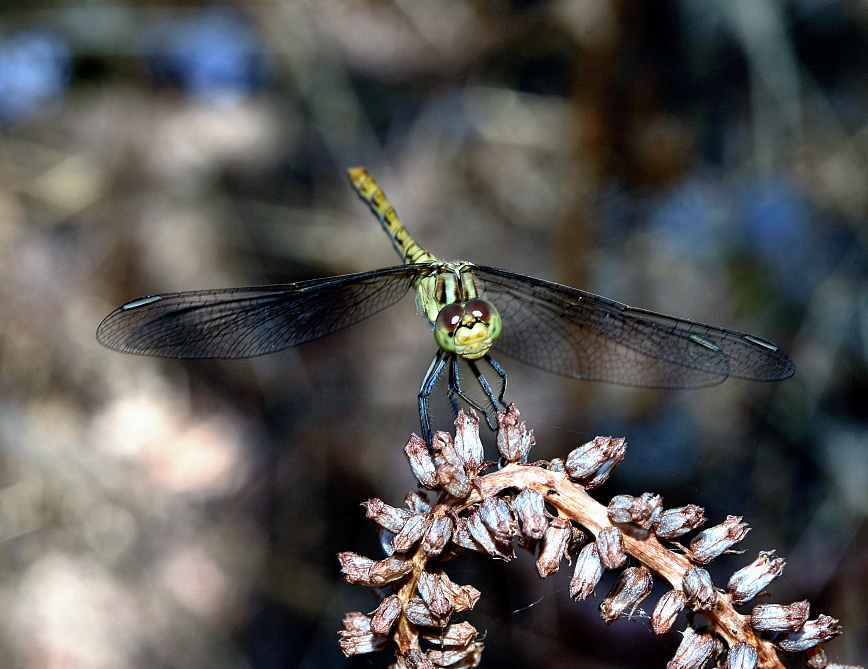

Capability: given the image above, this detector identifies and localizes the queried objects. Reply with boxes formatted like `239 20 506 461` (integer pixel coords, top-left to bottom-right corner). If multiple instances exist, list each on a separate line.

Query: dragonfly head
434 298 502 360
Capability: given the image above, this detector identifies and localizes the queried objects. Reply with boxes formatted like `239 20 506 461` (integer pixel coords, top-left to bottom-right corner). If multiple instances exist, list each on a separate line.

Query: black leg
450 358 498 431
446 355 461 417
484 354 509 408
467 359 501 427
419 350 449 446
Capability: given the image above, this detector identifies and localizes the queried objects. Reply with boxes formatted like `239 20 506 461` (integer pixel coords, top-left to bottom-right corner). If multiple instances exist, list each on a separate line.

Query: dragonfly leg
484 354 509 408
446 356 461 418
451 358 498 431
466 358 502 425
419 350 450 446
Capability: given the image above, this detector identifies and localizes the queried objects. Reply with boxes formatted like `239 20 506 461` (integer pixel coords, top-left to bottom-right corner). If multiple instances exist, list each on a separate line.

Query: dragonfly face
97 167 795 448
433 298 502 360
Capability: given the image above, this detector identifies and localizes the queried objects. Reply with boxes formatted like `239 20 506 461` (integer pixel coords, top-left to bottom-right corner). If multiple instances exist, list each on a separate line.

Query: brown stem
464 464 785 669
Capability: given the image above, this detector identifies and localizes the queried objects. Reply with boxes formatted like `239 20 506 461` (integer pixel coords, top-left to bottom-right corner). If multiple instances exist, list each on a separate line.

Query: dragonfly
98 168 795 445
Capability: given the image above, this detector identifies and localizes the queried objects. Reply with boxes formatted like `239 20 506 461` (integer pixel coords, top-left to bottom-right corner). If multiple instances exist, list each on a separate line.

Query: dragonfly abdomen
348 167 436 266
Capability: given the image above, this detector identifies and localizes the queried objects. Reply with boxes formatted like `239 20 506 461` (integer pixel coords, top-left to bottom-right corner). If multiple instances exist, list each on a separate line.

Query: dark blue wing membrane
97 266 424 358
471 265 795 388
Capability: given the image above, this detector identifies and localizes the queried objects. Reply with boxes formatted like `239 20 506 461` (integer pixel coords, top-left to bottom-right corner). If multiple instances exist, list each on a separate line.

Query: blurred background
0 0 866 667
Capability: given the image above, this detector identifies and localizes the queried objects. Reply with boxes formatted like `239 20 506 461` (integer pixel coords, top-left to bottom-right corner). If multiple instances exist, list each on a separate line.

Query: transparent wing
97 265 425 359
472 265 795 388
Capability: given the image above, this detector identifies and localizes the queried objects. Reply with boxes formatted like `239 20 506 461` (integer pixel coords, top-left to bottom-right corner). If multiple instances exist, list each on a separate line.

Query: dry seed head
597 526 627 570
338 613 391 656
368 556 414 586
496 404 535 463
421 508 454 557
804 645 827 669
392 513 432 554
512 488 548 542
727 550 785 605
599 566 653 624
416 570 451 619
364 498 411 532
427 642 484 667
421 621 478 646
565 436 626 488
451 515 485 552
654 504 706 540
651 589 686 635
776 615 842 652
405 434 438 488
396 648 436 669
536 515 572 577
405 491 431 514
682 566 716 612
689 515 750 564
453 410 485 474
405 597 447 628
370 594 402 636
570 541 603 600
723 642 758 669
667 627 721 669
608 492 662 529
751 600 810 632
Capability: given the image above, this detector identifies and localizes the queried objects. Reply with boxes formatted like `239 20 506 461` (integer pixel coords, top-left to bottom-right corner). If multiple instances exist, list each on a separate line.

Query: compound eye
435 303 465 336
464 298 497 323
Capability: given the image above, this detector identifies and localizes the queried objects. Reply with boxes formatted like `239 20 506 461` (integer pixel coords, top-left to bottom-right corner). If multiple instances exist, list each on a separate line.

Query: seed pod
421 621 478 646
654 505 706 540
370 594 402 636
466 508 508 558
689 516 750 564
512 489 548 542
565 436 626 488
751 600 810 632
368 556 414 586
776 615 841 652
417 570 452 618
338 613 390 656
651 589 686 635
723 642 757 669
392 513 432 554
536 516 572 577
397 648 437 669
496 404 535 463
599 566 653 624
451 516 485 552
405 597 447 628
667 627 721 669
570 541 603 600
477 496 516 543
432 431 472 498
597 526 626 570
405 491 431 514
364 498 411 532
608 493 662 529
427 642 484 667
421 509 454 557
440 577 481 613
683 567 716 612
454 410 485 474
338 552 375 584
405 434 438 488
728 550 785 605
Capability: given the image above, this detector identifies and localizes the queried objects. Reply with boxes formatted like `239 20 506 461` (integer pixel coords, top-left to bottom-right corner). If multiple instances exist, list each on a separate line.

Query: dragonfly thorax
434 298 502 360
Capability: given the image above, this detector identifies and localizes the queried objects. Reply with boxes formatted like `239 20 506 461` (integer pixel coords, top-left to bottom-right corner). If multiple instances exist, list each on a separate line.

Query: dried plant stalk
338 406 852 669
